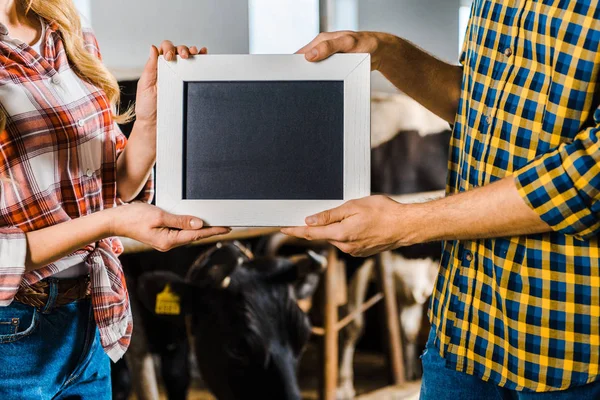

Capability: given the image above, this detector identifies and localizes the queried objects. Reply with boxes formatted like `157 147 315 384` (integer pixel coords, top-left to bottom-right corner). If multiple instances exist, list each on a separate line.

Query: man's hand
296 31 398 71
282 178 553 258
281 195 416 257
297 30 463 124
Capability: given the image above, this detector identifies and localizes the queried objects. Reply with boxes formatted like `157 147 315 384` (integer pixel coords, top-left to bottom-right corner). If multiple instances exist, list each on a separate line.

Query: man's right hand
109 203 231 252
296 31 397 71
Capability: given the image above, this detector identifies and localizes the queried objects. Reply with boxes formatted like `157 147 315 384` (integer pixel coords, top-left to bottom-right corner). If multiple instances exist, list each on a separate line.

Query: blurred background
77 1 475 399
74 0 472 92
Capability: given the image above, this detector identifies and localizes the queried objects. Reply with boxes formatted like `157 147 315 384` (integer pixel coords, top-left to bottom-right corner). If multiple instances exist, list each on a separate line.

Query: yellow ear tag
155 284 181 316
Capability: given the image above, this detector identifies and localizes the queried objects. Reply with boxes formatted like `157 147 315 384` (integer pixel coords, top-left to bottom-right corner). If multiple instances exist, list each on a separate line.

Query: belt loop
40 278 59 314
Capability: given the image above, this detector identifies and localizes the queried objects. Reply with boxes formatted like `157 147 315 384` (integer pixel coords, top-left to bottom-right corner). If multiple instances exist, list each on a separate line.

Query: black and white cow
111 88 450 399
266 92 451 399
115 241 326 400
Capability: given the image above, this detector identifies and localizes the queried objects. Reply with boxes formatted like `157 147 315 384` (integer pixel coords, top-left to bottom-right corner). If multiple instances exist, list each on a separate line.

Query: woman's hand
135 41 208 127
109 203 231 252
281 195 418 257
115 41 208 202
24 204 231 271
296 31 398 71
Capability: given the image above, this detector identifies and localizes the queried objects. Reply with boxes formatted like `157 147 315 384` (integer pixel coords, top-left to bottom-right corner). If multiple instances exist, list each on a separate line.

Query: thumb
160 212 204 230
305 205 347 226
139 45 159 89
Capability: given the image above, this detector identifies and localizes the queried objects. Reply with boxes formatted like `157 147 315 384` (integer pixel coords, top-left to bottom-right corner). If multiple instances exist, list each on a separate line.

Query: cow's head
138 241 326 400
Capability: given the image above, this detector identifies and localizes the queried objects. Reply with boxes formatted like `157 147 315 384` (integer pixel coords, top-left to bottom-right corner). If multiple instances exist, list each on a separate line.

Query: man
282 1 600 398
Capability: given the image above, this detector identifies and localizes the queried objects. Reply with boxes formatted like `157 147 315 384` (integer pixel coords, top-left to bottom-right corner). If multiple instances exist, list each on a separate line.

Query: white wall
249 0 319 54
89 0 249 71
73 0 91 22
85 0 462 87
358 0 461 92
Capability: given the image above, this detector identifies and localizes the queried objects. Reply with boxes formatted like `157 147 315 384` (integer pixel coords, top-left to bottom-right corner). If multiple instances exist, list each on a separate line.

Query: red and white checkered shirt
0 18 154 361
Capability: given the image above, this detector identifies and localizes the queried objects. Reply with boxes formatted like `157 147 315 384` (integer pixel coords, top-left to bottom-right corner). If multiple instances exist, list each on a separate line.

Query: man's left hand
281 195 418 257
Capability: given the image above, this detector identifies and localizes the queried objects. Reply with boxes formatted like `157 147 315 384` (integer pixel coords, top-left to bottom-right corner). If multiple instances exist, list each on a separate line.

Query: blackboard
182 81 344 200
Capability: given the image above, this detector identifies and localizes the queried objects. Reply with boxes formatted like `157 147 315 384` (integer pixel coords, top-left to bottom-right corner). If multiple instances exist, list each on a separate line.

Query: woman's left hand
135 41 208 127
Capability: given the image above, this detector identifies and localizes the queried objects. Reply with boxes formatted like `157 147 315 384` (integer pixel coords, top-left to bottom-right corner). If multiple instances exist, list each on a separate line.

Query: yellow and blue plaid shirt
431 0 600 392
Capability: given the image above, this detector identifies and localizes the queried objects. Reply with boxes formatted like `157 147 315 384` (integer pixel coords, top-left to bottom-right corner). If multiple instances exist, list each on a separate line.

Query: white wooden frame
157 54 371 227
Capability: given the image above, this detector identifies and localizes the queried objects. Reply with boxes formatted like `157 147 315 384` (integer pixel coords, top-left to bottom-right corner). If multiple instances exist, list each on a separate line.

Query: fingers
160 212 204 230
195 227 231 238
280 201 356 239
156 227 232 252
158 40 208 61
159 40 176 61
280 223 346 242
139 45 159 88
305 204 348 226
177 45 190 59
295 33 331 55
307 36 358 62
174 227 231 244
296 32 357 62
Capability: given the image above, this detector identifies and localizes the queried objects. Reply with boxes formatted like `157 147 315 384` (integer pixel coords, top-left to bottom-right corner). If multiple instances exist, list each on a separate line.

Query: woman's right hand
108 203 231 252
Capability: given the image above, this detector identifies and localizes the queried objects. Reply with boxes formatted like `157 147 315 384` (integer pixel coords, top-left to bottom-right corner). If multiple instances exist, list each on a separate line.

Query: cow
265 235 440 398
339 93 450 395
265 91 451 399
337 245 440 398
111 89 449 399
115 243 210 400
370 92 452 195
115 241 326 400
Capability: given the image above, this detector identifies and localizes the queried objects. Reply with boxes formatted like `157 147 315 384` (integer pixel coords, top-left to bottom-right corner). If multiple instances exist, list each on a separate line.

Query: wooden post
322 246 340 400
375 255 405 385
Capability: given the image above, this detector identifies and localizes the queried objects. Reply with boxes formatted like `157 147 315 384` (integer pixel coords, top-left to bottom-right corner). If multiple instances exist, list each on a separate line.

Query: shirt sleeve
0 129 27 304
459 3 474 67
0 175 27 306
114 123 155 204
514 106 600 240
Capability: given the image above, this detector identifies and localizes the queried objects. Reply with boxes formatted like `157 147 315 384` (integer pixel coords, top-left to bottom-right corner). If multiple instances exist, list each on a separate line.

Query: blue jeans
420 328 600 400
0 279 111 400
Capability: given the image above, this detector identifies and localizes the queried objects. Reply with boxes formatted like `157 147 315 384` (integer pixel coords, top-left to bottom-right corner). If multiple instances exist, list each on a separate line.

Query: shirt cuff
0 226 27 306
514 148 600 240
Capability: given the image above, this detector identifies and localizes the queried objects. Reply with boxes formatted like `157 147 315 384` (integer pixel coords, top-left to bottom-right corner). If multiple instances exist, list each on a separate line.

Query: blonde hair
0 0 133 131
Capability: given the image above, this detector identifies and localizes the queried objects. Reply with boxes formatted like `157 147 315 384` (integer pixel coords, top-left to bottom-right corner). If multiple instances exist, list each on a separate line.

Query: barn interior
75 0 473 399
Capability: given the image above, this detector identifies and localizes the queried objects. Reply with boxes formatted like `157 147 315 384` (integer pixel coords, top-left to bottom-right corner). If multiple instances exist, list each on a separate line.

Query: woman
0 1 229 397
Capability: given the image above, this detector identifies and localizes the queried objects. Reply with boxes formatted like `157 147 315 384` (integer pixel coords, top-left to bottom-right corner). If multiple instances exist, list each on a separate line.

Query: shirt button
86 169 93 177
504 47 513 57
51 75 61 85
486 114 492 124
465 252 473 262
77 119 85 127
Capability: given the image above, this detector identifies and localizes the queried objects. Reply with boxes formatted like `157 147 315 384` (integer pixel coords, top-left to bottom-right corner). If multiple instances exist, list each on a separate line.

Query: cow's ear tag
155 284 181 315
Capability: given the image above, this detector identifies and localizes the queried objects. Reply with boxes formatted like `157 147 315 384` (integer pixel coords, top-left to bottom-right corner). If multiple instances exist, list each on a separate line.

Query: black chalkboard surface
183 81 344 200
